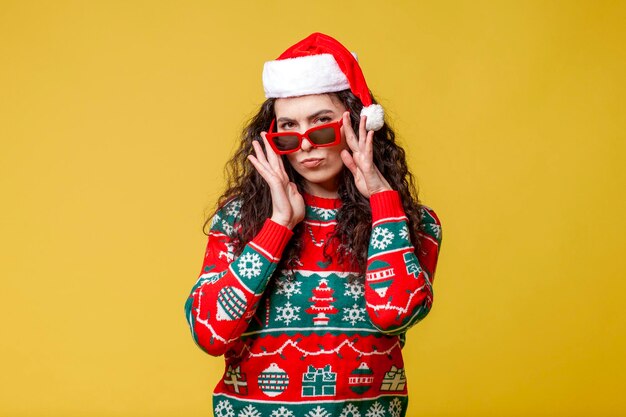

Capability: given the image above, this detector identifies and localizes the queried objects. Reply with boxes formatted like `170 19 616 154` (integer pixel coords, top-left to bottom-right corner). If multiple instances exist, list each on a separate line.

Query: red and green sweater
185 190 442 417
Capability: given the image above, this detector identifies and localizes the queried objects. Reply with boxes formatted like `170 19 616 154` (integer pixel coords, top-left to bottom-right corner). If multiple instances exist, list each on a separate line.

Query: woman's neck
302 180 339 199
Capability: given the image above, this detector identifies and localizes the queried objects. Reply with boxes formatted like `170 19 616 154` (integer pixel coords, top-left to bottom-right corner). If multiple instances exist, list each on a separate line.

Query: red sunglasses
265 118 344 155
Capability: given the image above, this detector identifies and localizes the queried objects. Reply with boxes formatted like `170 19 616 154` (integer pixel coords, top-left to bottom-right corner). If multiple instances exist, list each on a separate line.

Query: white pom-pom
360 104 384 131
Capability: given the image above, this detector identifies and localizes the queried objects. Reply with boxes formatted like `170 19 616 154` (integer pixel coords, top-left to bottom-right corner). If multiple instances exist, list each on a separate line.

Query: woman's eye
317 117 332 124
279 122 295 130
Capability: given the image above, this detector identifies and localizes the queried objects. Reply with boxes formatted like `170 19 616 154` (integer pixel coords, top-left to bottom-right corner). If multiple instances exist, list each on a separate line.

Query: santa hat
262 32 385 131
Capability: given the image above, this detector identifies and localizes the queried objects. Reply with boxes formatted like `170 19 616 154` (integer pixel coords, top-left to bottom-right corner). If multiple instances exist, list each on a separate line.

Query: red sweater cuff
370 190 406 222
251 218 294 258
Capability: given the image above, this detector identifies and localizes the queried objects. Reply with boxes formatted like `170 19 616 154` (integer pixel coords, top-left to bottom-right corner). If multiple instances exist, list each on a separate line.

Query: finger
249 155 286 193
343 111 359 152
250 147 281 179
276 153 288 182
251 139 271 169
248 155 274 178
261 132 280 168
276 151 286 173
364 129 375 159
262 133 289 182
247 154 272 181
359 115 367 149
340 149 358 176
287 183 304 223
260 132 286 180
287 182 300 197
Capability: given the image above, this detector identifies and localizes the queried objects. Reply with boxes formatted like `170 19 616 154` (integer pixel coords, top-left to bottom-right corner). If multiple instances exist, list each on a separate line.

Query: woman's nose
300 137 313 151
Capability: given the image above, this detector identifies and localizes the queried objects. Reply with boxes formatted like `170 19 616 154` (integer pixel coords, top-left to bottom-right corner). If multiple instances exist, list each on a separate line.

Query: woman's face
273 94 348 197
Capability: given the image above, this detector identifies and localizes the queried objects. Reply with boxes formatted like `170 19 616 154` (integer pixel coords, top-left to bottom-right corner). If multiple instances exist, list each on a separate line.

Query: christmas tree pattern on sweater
185 190 442 417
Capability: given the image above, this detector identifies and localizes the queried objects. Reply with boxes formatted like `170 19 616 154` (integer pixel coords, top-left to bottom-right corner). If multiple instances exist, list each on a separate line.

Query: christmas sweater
185 190 442 417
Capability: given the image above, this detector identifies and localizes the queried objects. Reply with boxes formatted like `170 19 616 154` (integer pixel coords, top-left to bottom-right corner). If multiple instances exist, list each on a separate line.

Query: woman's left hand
340 111 392 198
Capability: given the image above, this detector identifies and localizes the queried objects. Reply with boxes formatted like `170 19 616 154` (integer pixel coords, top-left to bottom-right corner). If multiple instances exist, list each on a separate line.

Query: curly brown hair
203 89 425 282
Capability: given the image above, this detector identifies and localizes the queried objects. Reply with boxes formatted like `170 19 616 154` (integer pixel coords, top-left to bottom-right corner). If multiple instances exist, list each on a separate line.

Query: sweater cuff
251 218 294 258
370 190 406 222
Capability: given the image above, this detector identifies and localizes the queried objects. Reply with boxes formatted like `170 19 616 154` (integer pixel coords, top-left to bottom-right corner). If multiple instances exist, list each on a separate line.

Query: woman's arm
364 190 442 335
184 198 293 356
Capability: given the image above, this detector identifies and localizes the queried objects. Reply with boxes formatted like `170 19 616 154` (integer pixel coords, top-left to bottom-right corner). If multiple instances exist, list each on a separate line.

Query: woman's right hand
247 133 305 230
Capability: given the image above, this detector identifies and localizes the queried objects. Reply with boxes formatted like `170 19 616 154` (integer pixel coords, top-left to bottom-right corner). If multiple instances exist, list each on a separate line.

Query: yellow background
1 1 625 416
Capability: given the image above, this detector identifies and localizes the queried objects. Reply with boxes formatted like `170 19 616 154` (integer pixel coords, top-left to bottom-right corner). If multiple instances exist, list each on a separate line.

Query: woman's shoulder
210 195 244 235
419 204 441 225
418 204 442 244
217 195 243 215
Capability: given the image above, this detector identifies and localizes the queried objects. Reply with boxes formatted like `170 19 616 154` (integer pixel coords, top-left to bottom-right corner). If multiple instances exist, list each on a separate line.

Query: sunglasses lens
272 135 300 152
308 126 338 145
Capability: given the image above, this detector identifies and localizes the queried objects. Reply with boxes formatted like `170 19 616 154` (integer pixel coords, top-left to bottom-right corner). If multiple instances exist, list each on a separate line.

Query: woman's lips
301 158 323 168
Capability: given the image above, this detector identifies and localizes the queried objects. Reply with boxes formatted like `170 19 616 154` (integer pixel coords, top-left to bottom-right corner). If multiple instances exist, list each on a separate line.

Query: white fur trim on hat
361 104 384 131
263 54 350 98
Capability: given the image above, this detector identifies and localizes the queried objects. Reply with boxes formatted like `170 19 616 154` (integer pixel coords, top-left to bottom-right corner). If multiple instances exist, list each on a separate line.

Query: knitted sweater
185 190 442 417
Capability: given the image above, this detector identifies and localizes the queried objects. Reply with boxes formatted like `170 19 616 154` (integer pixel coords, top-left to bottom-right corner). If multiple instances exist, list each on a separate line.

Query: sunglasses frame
265 118 344 155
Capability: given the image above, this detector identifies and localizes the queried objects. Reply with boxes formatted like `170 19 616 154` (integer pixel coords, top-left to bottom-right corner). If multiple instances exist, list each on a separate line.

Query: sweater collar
302 192 341 221
302 191 342 209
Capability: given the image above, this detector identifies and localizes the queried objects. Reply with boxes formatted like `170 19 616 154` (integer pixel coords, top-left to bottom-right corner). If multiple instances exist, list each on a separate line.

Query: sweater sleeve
365 190 442 335
184 199 293 356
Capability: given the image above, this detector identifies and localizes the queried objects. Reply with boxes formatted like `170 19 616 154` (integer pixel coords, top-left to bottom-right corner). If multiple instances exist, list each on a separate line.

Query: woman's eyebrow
276 109 335 123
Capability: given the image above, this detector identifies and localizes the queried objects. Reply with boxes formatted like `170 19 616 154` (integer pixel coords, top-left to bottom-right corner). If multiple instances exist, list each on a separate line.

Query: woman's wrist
369 186 393 196
270 215 294 230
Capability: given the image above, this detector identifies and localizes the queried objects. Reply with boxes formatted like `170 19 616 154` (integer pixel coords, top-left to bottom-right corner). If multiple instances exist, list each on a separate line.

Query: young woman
185 33 442 417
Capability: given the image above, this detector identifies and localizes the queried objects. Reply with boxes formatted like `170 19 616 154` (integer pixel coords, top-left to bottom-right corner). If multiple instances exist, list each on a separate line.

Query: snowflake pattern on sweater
185 190 442 417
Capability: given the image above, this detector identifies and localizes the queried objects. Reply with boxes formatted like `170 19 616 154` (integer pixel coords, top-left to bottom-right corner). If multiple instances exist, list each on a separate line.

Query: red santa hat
262 32 385 131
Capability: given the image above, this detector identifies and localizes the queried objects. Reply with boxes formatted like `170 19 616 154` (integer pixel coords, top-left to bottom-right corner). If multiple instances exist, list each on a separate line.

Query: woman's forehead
274 94 345 118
